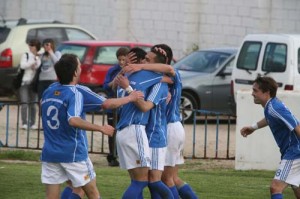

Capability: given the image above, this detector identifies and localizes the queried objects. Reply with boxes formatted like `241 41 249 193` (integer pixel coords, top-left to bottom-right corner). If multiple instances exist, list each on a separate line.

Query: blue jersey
265 97 300 159
127 70 163 91
116 70 163 130
76 84 106 112
146 82 168 148
40 83 104 163
166 69 182 123
49 82 106 112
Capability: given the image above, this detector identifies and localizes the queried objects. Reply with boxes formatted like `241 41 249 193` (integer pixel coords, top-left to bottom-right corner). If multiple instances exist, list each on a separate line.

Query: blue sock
69 193 81 199
148 184 161 199
178 184 198 199
61 187 72 199
271 193 283 199
122 180 148 199
169 186 180 199
137 189 144 199
148 181 174 199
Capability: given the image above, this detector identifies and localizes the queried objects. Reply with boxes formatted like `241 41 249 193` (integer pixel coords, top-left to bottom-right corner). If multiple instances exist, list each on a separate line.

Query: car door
211 56 235 114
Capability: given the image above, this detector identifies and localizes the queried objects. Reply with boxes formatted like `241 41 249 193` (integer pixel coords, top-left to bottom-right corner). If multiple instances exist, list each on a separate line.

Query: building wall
1 0 300 58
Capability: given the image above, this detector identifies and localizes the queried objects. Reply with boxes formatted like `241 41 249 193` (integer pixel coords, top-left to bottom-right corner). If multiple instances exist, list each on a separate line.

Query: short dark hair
154 44 173 65
28 39 41 51
54 54 79 84
116 47 129 58
254 76 278 98
128 47 147 63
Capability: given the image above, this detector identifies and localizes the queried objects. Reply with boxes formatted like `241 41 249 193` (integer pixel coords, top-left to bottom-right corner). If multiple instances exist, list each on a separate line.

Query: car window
65 28 95 40
262 43 287 72
57 44 88 62
237 41 262 70
0 27 10 44
94 46 130 65
27 28 68 46
222 57 235 74
174 51 230 73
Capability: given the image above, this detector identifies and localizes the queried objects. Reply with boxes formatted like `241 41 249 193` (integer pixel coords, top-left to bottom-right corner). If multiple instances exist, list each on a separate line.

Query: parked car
231 34 300 101
174 48 238 122
0 18 97 96
57 40 153 95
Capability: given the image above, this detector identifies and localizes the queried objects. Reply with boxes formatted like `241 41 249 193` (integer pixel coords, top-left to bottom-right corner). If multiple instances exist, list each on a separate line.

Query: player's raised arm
123 63 175 76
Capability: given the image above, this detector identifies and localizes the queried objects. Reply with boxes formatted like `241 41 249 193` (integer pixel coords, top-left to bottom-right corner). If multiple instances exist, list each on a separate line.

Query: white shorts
274 159 300 187
150 147 167 171
41 157 96 188
116 125 151 170
165 121 185 166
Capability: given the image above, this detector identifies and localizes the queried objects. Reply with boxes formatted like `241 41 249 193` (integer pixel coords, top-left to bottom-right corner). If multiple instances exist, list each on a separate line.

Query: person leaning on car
37 38 62 100
18 39 41 130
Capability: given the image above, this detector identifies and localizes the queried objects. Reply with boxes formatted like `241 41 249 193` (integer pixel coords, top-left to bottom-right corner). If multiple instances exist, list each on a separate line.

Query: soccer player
241 76 300 199
114 47 172 199
134 46 175 198
40 54 143 199
124 44 198 198
161 44 198 199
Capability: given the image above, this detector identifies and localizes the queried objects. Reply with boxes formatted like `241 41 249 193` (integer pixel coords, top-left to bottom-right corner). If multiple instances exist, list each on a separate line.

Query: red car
57 40 152 95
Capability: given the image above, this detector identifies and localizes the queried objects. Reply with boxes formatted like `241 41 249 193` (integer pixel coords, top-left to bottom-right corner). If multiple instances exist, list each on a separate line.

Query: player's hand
240 126 255 137
128 90 144 102
122 64 142 74
126 52 137 64
101 124 115 137
115 74 129 89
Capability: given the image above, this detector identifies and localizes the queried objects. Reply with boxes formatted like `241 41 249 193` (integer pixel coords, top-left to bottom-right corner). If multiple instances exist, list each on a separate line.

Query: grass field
0 150 295 199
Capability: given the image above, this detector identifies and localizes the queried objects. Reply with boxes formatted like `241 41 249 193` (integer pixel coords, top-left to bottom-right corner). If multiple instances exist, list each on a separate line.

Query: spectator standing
37 38 61 100
18 39 41 130
103 47 129 166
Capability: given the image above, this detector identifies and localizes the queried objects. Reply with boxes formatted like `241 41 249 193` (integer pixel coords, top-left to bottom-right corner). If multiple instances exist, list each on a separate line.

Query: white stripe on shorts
274 159 300 187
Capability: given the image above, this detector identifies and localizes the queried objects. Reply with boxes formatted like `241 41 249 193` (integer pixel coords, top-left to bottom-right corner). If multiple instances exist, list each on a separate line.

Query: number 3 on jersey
47 105 60 130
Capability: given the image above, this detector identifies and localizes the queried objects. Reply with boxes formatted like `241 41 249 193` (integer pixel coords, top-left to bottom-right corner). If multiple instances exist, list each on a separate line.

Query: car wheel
181 91 198 123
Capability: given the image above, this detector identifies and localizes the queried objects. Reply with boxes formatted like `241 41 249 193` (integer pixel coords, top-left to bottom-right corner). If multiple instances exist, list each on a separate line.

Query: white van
231 34 300 99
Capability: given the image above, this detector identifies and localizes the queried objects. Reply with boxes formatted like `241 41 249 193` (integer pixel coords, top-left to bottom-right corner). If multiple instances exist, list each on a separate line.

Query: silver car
174 48 237 122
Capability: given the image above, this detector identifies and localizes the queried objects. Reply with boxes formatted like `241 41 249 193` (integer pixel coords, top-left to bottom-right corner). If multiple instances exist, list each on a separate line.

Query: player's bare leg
46 184 60 199
270 179 288 199
82 178 100 199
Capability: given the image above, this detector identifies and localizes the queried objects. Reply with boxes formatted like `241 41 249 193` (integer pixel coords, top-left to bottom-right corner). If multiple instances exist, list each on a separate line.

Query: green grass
0 150 295 199
0 149 40 161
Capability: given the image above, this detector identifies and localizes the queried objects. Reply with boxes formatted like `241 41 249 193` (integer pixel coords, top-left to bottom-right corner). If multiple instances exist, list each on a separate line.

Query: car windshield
174 51 231 73
57 44 88 61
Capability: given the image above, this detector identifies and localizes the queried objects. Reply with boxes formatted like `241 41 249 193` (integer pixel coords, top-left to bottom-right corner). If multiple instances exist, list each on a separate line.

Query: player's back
146 82 169 147
116 70 163 130
167 69 182 123
40 83 88 163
